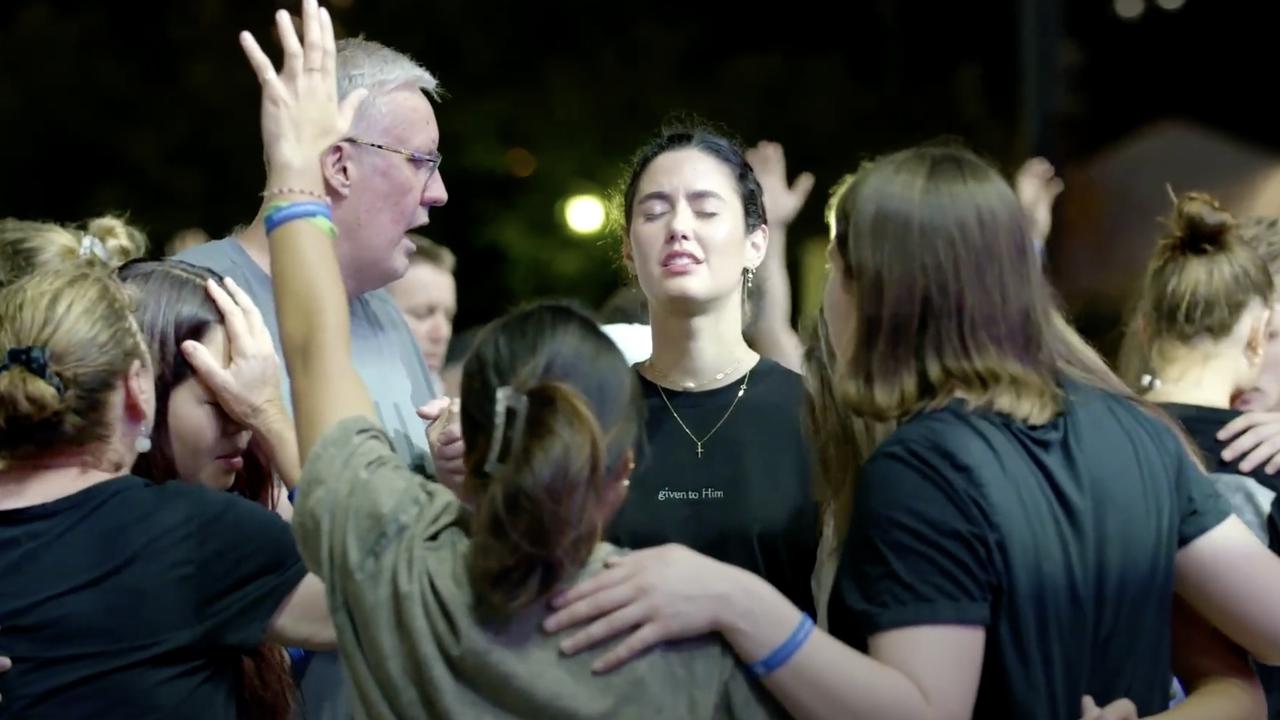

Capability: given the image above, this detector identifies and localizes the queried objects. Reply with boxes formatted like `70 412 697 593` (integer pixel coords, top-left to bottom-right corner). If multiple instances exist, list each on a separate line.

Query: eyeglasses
346 138 442 182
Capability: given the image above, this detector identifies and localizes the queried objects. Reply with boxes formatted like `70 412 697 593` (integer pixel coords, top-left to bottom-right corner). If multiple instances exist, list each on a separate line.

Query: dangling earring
744 266 756 289
135 426 152 454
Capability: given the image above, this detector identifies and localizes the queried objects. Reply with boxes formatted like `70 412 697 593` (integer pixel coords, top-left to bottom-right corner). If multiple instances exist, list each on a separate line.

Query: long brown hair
802 313 893 541
1119 192 1274 388
460 302 642 622
117 260 280 507
828 144 1144 424
116 260 293 720
820 144 1203 535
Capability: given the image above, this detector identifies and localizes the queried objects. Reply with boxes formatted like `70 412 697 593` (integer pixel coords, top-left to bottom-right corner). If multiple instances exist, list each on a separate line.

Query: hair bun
83 215 147 265
1171 192 1235 255
0 360 67 431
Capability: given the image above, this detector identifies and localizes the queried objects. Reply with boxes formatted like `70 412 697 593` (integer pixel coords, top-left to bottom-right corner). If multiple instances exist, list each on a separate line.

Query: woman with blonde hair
0 266 332 716
1123 194 1280 718
0 215 146 287
1121 193 1278 531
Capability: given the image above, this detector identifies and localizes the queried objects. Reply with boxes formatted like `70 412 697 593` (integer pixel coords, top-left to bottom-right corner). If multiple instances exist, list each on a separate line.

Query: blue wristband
264 201 332 235
287 486 297 505
748 613 815 678
286 646 314 682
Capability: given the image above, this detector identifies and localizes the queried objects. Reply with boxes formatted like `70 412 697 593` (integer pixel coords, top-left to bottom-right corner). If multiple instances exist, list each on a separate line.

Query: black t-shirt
1160 403 1280 495
1160 402 1280 720
608 358 819 614
828 382 1231 719
0 475 307 719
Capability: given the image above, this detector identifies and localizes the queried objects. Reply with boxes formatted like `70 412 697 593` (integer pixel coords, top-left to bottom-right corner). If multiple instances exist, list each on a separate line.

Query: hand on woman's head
179 278 286 432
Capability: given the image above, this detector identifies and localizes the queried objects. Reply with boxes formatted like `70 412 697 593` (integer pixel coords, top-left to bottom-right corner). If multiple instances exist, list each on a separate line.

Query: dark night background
2 0 1274 343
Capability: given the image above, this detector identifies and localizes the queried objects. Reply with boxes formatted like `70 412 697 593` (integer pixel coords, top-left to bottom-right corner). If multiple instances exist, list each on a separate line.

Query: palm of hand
240 4 367 174
1015 157 1064 250
746 141 815 227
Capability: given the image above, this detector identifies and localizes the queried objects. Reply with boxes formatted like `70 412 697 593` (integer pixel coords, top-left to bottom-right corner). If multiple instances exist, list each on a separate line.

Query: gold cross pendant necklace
654 371 751 459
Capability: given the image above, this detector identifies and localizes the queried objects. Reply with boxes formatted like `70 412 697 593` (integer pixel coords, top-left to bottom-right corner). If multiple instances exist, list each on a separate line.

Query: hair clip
0 345 65 396
78 234 109 262
483 385 530 475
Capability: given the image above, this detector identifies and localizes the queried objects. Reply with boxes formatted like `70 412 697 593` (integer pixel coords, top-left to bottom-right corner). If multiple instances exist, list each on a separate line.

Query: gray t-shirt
177 238 439 474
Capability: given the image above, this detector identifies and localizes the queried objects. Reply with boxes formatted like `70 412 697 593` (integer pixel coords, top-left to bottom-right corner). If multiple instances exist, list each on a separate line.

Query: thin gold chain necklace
645 356 749 391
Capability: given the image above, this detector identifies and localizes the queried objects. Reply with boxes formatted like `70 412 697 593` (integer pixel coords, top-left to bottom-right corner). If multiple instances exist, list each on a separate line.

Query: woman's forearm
1150 679 1264 720
262 167 346 349
1152 598 1266 720
256 409 302 491
265 183 350 364
263 177 375 458
266 572 336 651
717 568 937 720
747 224 804 372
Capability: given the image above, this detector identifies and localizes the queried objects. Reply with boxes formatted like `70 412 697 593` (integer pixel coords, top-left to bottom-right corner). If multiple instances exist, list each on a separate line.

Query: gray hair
336 37 442 130
258 38 441 175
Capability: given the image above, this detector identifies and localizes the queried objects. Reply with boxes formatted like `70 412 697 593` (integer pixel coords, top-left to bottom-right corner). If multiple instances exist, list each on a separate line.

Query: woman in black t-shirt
1184 217 1280 489
420 130 819 615
1123 192 1280 717
1123 192 1280 520
547 144 1280 719
118 259 314 719
602 127 818 616
0 268 333 718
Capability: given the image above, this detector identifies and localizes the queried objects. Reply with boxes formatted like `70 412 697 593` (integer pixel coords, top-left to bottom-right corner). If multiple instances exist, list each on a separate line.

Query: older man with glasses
177 36 448 720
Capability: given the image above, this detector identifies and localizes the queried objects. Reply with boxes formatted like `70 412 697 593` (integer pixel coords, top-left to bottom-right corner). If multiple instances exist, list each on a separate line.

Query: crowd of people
6 2 1280 719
